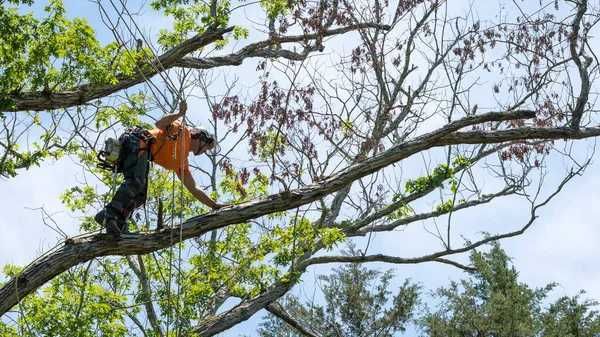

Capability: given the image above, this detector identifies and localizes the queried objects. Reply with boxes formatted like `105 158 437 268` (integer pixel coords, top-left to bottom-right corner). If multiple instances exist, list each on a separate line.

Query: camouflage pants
103 132 150 224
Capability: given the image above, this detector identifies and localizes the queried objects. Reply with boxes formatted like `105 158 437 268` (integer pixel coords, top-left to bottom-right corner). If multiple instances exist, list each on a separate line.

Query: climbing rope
98 1 189 334
96 1 172 114
105 0 184 109
164 95 188 335
176 112 187 337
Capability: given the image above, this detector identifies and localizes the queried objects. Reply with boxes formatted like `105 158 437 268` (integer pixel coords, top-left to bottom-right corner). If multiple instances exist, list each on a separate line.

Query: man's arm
155 101 187 130
180 169 223 210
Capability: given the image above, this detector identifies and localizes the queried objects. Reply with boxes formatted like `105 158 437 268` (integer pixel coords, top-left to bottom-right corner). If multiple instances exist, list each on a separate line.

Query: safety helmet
190 127 219 154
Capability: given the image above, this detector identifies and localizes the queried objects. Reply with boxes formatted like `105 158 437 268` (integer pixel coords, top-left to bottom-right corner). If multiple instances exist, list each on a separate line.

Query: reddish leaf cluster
350 45 367 73
500 142 551 163
285 0 353 36
534 95 565 127
394 0 428 18
219 159 265 197
455 12 571 73
213 80 338 157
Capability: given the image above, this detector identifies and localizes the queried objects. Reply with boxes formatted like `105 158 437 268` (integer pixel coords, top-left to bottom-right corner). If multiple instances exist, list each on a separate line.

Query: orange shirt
149 121 191 176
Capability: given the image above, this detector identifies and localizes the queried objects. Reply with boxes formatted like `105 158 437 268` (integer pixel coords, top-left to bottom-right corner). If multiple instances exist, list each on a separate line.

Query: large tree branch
174 22 390 69
2 110 599 320
302 253 475 271
5 23 388 112
194 281 295 336
437 126 600 145
6 27 233 112
266 302 323 337
569 0 591 129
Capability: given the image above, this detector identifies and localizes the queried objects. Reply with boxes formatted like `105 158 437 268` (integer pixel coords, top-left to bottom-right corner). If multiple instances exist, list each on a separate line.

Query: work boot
95 209 127 237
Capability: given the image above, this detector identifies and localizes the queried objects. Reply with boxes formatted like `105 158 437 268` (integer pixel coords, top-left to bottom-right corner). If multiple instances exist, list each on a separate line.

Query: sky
1 1 600 336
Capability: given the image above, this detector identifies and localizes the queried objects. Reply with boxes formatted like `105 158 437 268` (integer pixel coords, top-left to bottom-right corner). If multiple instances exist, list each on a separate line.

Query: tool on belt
97 127 155 171
97 137 122 171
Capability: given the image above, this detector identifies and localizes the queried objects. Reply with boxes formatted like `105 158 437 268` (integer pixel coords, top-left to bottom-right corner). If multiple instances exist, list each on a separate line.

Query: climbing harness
95 0 192 332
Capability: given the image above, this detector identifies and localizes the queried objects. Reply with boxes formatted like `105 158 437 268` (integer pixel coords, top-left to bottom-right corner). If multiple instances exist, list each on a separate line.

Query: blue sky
1 1 599 336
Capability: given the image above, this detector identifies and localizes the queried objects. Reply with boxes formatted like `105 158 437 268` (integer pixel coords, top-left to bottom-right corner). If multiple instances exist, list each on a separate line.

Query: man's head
190 127 217 155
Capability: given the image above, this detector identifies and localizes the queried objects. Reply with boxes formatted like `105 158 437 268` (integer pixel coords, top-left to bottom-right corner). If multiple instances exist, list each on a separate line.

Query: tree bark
4 23 388 113
6 28 233 112
1 110 599 320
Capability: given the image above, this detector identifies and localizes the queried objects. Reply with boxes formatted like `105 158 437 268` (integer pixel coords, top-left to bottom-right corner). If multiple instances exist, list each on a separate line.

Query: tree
1 0 600 336
259 244 600 337
420 244 600 337
259 245 420 337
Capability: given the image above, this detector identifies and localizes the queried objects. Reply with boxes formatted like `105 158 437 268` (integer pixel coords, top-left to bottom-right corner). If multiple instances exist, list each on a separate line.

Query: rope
96 1 172 113
175 106 187 337
167 107 188 334
108 0 183 106
114 0 179 91
99 3 191 333
166 171 176 336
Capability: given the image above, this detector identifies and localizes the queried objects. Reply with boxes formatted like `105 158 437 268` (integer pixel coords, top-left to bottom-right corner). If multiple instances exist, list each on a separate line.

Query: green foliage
152 0 232 48
233 25 249 39
2 264 23 278
257 130 288 161
419 243 600 337
387 203 414 220
434 199 454 213
0 111 80 178
260 0 290 19
452 154 472 168
0 323 17 337
195 222 282 299
434 198 465 213
219 166 270 203
404 155 472 194
260 243 600 337
259 256 420 337
0 264 129 337
0 0 150 96
61 186 98 212
95 94 151 129
341 118 354 136
320 227 346 249
405 164 451 194
257 217 345 266
541 293 600 336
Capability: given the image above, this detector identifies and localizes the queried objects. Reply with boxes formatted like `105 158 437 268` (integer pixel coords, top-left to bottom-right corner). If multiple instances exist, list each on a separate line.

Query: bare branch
266 302 323 337
6 27 233 112
5 23 388 112
1 109 597 320
350 187 515 236
569 0 592 129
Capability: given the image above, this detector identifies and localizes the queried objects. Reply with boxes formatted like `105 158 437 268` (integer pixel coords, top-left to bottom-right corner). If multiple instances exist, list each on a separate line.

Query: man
95 101 224 236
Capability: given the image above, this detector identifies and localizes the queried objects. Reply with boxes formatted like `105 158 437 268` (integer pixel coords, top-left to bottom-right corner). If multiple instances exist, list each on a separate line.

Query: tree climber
95 101 225 236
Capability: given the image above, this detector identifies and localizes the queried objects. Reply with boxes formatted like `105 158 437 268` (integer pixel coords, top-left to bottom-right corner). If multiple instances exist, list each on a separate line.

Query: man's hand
155 100 188 130
180 170 229 211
